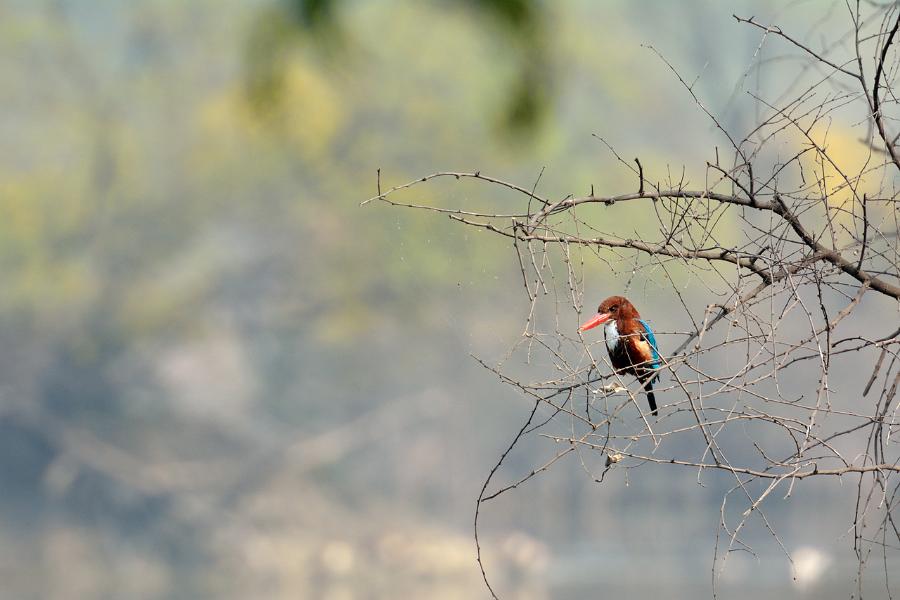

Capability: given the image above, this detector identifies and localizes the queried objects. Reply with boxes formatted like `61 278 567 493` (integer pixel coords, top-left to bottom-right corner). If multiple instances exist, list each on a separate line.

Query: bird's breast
604 320 620 352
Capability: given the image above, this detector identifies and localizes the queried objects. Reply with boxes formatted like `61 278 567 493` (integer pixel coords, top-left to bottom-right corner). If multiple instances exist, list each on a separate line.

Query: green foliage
248 0 550 132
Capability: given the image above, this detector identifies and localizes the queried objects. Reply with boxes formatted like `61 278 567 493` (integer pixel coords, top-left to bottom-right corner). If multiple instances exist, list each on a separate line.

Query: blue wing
638 319 661 371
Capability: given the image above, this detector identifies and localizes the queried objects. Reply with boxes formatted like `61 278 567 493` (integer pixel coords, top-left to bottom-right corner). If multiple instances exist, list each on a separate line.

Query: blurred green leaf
246 0 549 132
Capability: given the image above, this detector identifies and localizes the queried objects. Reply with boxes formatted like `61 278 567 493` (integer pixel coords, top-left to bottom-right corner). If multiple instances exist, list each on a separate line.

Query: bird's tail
642 376 658 416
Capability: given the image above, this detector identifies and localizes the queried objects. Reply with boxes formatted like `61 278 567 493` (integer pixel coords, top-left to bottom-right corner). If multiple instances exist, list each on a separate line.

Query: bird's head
578 295 639 332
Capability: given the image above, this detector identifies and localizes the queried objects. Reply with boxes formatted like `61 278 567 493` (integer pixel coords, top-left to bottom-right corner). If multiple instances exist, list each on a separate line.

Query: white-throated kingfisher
579 295 661 415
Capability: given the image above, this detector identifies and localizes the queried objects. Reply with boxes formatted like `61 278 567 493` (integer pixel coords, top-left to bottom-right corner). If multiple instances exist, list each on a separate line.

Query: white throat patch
604 320 620 352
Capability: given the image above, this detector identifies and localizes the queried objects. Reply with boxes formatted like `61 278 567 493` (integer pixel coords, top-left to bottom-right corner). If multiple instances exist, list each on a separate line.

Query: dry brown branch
368 4 900 598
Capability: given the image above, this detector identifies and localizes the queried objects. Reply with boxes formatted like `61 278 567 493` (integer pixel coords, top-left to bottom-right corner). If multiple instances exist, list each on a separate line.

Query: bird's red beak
579 312 611 332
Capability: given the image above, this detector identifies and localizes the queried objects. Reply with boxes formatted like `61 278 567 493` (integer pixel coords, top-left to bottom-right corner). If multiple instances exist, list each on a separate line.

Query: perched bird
579 296 661 415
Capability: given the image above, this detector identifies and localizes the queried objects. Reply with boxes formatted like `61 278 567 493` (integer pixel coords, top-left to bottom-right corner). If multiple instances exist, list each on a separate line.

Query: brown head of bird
578 295 641 331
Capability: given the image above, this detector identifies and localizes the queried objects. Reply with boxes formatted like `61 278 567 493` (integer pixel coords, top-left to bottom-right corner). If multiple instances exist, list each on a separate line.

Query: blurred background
0 1 892 598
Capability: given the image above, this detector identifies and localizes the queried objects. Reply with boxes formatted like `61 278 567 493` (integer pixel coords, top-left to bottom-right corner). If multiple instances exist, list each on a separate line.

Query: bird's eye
611 305 618 312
